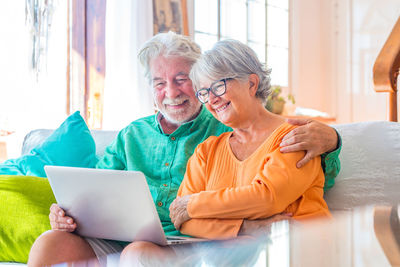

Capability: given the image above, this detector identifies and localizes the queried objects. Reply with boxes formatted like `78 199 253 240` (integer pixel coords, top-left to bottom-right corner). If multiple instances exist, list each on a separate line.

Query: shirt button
171 136 176 141
165 163 169 166
163 184 168 187
158 202 163 207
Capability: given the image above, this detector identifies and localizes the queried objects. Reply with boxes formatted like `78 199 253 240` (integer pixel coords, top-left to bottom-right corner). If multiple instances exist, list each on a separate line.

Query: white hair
190 39 271 103
138 31 202 83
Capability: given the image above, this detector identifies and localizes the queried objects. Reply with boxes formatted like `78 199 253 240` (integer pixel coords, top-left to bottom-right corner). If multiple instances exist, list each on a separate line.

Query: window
194 0 289 87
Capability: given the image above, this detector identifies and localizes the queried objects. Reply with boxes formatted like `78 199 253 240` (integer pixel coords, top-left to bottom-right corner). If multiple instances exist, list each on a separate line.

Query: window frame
193 0 290 88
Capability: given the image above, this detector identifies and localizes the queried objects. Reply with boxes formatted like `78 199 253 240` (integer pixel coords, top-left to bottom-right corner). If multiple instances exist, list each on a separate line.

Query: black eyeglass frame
195 78 234 104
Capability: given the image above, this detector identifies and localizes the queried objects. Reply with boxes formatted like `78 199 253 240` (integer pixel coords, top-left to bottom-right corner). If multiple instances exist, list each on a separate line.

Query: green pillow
0 175 55 263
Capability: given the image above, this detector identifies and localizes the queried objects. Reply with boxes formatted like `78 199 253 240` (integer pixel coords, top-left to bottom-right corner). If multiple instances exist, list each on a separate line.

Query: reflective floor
163 206 399 267
57 205 400 267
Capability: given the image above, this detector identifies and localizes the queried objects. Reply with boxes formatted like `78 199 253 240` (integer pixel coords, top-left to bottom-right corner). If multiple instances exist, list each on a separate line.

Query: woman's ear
248 74 260 97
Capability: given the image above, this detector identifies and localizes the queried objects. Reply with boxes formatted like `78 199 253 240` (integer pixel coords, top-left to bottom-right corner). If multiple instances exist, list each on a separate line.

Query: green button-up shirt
96 106 341 236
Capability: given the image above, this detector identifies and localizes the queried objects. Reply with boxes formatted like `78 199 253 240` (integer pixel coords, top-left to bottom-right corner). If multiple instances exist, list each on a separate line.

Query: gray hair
190 39 271 103
138 31 202 83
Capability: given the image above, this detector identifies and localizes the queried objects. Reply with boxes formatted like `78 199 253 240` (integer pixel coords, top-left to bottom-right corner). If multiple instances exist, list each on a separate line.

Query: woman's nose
208 91 219 104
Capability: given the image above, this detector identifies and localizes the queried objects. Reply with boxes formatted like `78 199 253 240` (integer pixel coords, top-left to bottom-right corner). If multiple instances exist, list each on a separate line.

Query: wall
290 0 400 123
290 0 335 118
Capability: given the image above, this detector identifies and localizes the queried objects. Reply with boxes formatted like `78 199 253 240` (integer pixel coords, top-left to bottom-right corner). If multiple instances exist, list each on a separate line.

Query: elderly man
28 32 341 266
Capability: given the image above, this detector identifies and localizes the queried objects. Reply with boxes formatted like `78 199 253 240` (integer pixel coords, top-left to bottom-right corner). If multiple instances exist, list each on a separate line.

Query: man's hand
49 203 76 232
280 118 338 168
169 195 192 230
239 214 292 237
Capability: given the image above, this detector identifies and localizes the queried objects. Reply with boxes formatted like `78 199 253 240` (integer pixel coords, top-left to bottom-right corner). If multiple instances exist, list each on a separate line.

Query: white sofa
21 121 400 210
2 121 400 266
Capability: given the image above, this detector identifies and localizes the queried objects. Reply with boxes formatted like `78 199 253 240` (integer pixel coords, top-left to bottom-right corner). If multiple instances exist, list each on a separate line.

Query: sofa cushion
21 129 118 159
0 175 55 263
0 111 98 177
325 121 400 210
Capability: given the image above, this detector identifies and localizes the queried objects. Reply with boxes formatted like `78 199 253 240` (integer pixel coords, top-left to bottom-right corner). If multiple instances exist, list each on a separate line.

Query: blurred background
0 0 399 160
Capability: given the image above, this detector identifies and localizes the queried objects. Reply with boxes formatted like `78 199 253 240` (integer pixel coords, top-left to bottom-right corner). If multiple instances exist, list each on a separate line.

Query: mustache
162 96 188 105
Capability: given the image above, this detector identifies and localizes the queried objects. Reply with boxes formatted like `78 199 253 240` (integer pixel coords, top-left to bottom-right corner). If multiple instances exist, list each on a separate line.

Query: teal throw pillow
0 175 56 263
0 111 98 177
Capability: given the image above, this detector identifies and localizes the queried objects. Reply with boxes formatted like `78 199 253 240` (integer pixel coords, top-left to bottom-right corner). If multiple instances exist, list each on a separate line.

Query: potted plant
265 86 295 115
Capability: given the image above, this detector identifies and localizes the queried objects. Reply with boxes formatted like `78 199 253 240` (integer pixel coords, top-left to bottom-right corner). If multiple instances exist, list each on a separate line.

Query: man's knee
28 230 96 267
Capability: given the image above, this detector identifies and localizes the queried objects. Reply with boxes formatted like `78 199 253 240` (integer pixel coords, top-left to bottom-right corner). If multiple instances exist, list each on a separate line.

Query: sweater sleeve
177 140 243 239
187 146 323 220
179 218 243 239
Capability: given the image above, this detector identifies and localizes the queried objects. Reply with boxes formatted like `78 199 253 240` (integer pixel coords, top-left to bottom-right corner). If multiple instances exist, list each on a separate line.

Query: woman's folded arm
180 218 243 239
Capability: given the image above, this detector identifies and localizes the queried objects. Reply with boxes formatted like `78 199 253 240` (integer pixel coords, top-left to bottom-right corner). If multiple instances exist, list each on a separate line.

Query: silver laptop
44 166 207 245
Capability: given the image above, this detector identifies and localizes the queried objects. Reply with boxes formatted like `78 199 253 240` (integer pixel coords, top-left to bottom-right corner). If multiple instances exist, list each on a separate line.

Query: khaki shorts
85 238 125 266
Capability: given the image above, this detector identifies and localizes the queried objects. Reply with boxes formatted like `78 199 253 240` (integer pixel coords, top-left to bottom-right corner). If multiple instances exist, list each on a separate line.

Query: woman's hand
169 195 193 230
49 203 77 232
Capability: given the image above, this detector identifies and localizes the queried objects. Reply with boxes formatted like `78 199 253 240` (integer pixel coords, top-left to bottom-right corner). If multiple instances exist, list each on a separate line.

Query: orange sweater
177 123 331 239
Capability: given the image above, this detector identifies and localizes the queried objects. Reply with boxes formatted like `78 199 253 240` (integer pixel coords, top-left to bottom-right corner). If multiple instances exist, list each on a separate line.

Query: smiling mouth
215 102 230 113
166 100 188 109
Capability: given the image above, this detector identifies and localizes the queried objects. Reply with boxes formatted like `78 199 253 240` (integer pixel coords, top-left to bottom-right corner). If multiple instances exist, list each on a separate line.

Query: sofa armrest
325 121 400 210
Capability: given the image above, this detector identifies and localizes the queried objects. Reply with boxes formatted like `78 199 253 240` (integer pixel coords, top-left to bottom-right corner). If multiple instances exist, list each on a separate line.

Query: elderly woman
168 39 331 239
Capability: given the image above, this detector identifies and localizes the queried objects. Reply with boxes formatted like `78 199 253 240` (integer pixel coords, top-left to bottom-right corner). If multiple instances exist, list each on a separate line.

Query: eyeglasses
195 78 233 104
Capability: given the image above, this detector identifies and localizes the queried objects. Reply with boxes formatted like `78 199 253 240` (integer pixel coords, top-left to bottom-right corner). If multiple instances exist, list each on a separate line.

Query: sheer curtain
0 1 68 158
102 1 155 130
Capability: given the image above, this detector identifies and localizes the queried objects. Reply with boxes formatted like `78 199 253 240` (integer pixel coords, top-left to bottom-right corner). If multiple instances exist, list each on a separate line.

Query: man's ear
248 74 260 97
